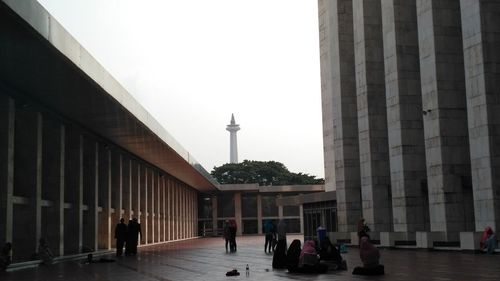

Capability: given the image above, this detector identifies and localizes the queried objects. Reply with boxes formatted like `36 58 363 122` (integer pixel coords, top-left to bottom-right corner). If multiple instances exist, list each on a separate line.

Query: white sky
37 0 325 178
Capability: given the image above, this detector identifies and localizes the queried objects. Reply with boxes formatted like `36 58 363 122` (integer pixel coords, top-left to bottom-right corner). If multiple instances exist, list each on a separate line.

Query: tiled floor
1 235 500 281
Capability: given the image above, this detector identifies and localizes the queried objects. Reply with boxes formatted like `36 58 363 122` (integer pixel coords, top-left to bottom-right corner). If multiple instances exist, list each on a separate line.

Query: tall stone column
63 127 83 254
299 205 304 234
122 159 131 221
147 169 153 243
318 0 362 232
82 137 98 251
382 0 429 233
131 161 139 220
460 0 500 231
149 170 154 243
234 192 242 236
10 105 42 260
111 152 122 234
212 195 218 237
41 121 65 256
167 178 171 241
98 146 111 250
417 0 475 238
173 181 177 240
352 0 393 232
139 165 147 244
257 194 263 234
161 176 166 242
318 0 336 192
0 96 14 248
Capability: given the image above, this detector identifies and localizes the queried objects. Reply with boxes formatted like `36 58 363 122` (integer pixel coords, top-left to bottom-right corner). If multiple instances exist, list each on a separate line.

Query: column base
380 232 416 247
459 231 483 250
416 231 446 248
327 232 351 244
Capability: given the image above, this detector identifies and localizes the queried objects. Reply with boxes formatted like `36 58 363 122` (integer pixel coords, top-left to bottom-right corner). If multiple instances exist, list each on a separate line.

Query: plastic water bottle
246 264 249 276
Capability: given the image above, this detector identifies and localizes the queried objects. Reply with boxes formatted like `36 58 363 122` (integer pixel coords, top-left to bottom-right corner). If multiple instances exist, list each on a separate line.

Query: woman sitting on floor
352 236 384 275
286 239 302 272
480 226 497 254
295 240 328 274
319 237 346 270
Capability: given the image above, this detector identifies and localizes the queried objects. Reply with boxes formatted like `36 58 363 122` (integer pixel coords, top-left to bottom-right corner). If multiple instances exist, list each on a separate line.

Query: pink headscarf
299 240 317 265
480 226 494 248
360 236 379 267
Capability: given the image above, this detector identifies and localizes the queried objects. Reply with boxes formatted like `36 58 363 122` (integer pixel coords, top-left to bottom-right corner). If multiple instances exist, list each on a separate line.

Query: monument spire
226 113 240 163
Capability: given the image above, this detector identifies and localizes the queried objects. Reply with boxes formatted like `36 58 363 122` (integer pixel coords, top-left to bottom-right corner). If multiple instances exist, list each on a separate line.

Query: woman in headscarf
480 226 497 254
319 236 344 269
286 239 302 272
297 240 328 273
272 238 287 269
352 236 384 275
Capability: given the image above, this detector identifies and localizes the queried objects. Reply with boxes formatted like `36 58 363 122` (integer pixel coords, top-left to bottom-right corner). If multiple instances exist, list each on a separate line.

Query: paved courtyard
1 235 500 281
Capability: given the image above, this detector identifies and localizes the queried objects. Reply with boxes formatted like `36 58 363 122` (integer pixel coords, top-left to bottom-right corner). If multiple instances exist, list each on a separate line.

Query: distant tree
211 160 324 185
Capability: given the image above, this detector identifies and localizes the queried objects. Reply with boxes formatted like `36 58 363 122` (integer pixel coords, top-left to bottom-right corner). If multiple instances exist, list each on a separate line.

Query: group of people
272 237 346 274
263 220 287 253
223 219 237 252
114 217 141 256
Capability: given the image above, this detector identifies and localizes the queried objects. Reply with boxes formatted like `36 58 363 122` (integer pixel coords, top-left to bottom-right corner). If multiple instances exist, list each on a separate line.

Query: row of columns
319 0 500 238
0 94 199 262
210 193 303 235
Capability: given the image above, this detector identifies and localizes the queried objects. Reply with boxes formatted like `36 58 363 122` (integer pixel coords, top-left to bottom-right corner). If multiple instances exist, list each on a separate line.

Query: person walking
114 218 127 256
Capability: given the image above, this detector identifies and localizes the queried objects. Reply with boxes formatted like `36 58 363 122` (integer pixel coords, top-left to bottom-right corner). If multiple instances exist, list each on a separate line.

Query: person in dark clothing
319 237 346 270
228 219 237 252
115 218 127 256
125 220 133 255
263 220 274 253
297 240 328 274
126 218 141 255
352 236 384 276
223 220 231 252
0 242 12 271
286 239 302 272
272 238 287 269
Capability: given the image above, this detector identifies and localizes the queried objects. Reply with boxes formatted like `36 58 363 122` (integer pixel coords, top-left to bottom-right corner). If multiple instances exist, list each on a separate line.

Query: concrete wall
319 0 500 241
0 93 199 262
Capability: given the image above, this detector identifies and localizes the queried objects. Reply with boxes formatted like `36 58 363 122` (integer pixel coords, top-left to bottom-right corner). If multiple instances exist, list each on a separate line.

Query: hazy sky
37 0 325 178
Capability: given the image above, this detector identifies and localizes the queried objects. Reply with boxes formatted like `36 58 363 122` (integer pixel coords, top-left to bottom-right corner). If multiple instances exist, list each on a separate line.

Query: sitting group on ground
271 237 347 274
269 218 384 276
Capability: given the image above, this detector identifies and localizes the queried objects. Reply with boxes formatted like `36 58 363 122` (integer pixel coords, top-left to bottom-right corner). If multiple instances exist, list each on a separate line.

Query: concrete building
226 114 240 164
0 0 219 263
317 0 500 248
198 184 324 237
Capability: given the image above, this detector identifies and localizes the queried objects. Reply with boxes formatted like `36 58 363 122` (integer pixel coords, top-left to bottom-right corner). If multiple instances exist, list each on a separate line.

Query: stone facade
319 0 500 241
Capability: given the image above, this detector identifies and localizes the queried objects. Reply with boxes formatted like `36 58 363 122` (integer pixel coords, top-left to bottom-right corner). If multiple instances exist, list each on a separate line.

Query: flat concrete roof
276 191 336 206
0 0 218 191
217 184 324 193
